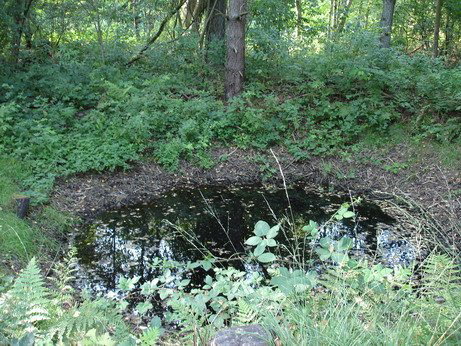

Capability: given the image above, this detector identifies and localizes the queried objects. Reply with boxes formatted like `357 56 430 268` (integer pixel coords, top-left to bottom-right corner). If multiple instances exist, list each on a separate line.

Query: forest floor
52 143 461 231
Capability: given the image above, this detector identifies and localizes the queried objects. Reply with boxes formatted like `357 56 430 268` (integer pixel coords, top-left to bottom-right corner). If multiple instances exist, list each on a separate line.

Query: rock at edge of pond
209 324 271 346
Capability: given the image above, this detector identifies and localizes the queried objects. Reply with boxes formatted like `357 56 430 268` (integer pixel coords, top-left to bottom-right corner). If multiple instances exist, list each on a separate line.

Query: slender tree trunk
131 0 141 39
328 0 334 39
127 0 187 65
225 0 246 100
296 0 303 36
365 0 371 29
336 0 354 35
444 12 453 56
379 0 397 48
206 0 226 43
433 0 442 58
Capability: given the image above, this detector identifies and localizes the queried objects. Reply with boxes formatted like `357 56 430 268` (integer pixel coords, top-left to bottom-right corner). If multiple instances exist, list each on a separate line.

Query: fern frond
421 254 460 300
234 299 259 326
0 258 49 338
140 327 161 346
49 247 78 305
49 294 131 344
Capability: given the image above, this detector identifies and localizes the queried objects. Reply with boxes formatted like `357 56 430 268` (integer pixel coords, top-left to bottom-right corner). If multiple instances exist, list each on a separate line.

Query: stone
210 324 271 346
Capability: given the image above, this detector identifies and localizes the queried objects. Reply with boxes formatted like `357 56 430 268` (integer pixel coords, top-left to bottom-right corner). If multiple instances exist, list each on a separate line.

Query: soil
52 145 461 231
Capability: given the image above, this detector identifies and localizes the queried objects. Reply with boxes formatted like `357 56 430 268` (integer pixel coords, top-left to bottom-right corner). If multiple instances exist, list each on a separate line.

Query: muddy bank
52 146 461 227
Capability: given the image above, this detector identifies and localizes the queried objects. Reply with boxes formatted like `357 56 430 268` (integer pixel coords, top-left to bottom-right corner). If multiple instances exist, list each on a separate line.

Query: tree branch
126 0 187 66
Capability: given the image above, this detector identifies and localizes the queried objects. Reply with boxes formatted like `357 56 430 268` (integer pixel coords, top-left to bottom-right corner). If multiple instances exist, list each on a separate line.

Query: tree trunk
296 0 303 36
131 0 141 39
328 0 334 39
225 0 246 100
206 0 226 43
379 0 397 48
433 0 442 58
336 0 354 35
127 0 187 65
11 0 34 64
204 0 227 65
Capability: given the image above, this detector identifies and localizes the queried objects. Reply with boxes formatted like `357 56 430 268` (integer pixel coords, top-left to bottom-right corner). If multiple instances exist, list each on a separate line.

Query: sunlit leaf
245 236 262 246
258 252 276 263
254 220 270 236
267 224 280 239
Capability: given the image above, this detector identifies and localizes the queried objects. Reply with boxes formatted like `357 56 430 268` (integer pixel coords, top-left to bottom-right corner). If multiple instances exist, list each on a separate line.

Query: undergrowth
0 33 459 202
1 205 460 345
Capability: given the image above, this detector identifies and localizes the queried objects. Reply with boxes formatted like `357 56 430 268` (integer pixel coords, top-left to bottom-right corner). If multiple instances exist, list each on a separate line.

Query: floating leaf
258 252 276 263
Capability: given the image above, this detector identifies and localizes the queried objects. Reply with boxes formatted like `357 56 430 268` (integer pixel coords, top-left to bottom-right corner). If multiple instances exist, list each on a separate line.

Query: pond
74 184 418 295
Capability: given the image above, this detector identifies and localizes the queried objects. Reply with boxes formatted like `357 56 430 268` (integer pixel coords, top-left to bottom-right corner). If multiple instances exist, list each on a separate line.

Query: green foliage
245 221 279 263
0 252 134 344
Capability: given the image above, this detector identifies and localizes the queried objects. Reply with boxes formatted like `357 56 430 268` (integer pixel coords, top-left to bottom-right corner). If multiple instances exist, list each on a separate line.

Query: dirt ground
52 145 461 232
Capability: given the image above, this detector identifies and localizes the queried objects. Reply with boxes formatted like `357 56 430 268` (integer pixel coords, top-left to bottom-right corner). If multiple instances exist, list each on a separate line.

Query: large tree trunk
225 0 246 100
433 0 442 58
379 0 397 48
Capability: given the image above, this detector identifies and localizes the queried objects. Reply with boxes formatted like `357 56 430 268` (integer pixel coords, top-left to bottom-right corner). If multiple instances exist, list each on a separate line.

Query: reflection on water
75 185 415 294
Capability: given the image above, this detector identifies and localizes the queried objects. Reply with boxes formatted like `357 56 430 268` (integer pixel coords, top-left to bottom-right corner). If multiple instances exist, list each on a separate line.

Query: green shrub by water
1 213 460 345
0 34 460 201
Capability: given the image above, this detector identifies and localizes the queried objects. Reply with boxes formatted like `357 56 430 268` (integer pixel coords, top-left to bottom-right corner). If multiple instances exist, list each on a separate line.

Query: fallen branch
126 0 188 66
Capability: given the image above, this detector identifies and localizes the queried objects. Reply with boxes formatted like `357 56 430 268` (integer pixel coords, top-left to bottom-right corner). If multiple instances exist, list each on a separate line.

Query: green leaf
179 279 190 287
202 260 213 271
319 237 332 248
342 211 355 218
336 237 353 251
245 236 262 246
205 275 213 286
332 252 349 264
254 221 270 236
136 301 153 315
258 253 276 263
316 248 331 261
267 239 277 247
266 224 280 239
253 242 266 257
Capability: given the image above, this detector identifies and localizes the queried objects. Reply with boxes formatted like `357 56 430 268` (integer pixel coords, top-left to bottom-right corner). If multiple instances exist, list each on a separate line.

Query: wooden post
15 195 30 219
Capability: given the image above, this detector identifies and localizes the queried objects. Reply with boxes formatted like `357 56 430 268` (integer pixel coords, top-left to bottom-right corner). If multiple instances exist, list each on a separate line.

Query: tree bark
131 0 141 39
15 196 30 219
379 0 397 48
433 0 442 58
225 0 246 100
296 0 303 36
207 0 226 43
336 0 354 35
11 0 34 64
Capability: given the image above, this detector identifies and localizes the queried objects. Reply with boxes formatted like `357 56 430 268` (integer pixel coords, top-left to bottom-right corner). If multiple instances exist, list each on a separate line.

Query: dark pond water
75 185 417 295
